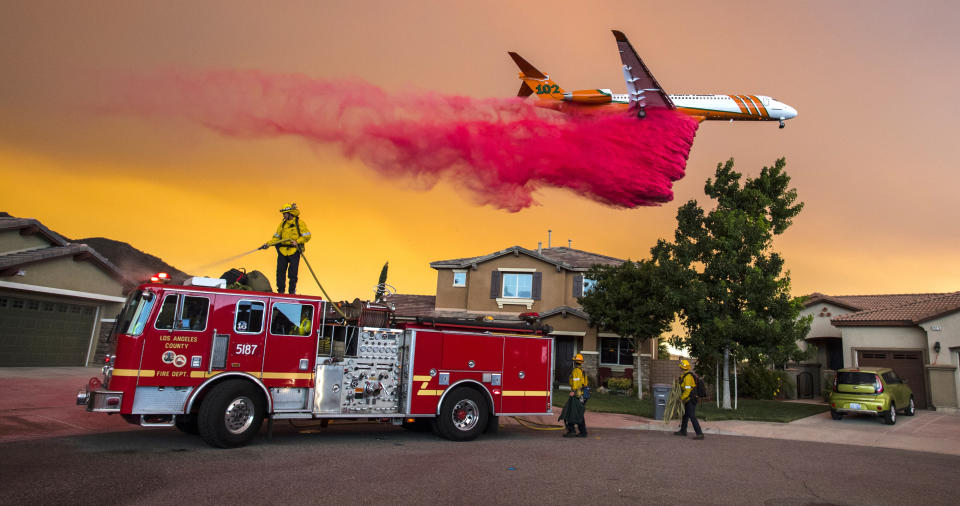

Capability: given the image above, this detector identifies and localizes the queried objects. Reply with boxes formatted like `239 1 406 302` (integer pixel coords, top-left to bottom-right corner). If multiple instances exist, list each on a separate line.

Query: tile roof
540 305 590 320
538 247 624 269
431 245 624 272
0 244 130 285
804 292 952 312
389 294 436 318
1 216 131 286
831 291 960 326
0 216 70 247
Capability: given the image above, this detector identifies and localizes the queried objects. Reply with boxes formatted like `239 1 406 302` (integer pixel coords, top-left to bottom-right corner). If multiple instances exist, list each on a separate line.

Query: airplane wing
612 30 675 110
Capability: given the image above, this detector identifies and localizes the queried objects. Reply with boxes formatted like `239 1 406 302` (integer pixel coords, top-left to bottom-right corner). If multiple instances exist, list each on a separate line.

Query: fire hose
512 417 564 431
295 243 349 320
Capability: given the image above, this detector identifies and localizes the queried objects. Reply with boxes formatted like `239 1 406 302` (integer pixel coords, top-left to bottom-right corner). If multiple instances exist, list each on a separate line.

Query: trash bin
653 383 671 420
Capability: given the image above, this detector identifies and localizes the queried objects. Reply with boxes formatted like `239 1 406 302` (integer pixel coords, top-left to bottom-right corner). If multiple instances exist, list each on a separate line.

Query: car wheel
903 396 916 416
198 380 265 448
436 388 488 442
830 409 843 420
883 402 896 425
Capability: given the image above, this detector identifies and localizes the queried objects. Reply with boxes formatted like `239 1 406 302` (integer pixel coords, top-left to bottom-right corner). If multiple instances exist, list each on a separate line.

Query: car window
177 296 209 331
837 372 876 385
155 294 178 330
884 371 901 384
235 300 265 333
270 302 313 336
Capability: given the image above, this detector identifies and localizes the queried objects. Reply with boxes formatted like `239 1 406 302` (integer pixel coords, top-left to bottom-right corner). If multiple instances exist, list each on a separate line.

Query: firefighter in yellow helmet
260 203 311 294
674 359 704 440
559 353 588 438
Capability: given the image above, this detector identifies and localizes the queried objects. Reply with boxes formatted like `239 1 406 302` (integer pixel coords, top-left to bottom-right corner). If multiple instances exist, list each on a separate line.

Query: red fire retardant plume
109 70 699 211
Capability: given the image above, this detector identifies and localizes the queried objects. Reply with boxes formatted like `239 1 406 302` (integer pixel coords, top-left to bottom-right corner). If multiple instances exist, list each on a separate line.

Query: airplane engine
563 89 613 104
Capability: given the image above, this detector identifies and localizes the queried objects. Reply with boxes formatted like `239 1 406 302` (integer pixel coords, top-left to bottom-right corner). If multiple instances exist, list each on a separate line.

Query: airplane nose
783 104 797 119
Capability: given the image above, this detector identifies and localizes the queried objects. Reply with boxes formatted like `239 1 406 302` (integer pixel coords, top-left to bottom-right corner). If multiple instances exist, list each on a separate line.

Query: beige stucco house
800 292 960 411
0 215 130 366
393 245 659 390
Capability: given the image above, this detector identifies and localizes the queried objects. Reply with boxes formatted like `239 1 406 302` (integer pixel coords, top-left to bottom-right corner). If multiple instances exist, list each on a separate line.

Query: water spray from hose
188 247 262 274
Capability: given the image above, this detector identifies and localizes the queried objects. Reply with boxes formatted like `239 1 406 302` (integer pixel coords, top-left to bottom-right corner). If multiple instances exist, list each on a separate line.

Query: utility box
653 383 671 420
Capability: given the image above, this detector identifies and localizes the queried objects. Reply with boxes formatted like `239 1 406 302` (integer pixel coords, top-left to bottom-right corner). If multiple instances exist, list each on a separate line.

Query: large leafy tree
580 260 677 399
654 158 811 408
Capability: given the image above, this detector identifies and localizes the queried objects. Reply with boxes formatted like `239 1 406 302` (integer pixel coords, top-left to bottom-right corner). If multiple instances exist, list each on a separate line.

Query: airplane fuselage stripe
728 95 749 114
749 95 769 118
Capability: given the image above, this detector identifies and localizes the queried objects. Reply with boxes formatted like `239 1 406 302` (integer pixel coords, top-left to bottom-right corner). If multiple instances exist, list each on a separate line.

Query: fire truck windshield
117 291 156 336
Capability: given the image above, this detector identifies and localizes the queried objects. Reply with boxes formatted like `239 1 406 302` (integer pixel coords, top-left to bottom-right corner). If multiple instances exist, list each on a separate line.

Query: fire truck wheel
175 413 199 435
437 388 488 442
198 380 265 448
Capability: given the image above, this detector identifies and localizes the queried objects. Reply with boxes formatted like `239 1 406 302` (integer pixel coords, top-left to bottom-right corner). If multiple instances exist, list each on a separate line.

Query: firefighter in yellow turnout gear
559 353 588 438
674 359 704 440
260 203 311 294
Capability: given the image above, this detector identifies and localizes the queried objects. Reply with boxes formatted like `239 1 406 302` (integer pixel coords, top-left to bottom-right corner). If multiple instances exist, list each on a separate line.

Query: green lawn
552 389 829 423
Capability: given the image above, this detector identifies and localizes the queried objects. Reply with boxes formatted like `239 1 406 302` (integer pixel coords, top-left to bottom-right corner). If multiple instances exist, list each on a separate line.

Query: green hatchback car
830 367 915 425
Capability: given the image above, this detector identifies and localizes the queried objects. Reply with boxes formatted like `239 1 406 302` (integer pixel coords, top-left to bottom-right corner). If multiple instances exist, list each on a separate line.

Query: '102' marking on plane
509 30 797 128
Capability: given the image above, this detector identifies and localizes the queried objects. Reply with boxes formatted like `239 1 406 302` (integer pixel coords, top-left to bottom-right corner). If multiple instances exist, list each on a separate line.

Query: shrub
607 377 633 391
740 363 794 400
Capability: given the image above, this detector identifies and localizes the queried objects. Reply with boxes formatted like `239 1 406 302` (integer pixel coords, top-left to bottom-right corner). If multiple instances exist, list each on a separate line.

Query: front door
554 336 574 388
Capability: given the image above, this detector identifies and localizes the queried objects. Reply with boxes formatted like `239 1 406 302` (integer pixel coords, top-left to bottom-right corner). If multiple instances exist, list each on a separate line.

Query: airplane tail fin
508 52 564 100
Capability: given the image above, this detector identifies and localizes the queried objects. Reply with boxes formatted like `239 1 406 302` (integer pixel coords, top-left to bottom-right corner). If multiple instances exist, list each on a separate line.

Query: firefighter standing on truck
559 353 588 438
260 203 311 294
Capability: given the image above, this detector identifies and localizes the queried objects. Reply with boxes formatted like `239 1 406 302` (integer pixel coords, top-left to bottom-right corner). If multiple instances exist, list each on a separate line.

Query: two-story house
394 245 659 390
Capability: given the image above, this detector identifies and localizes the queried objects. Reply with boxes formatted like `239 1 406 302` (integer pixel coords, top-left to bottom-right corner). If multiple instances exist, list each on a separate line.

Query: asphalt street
1 421 958 505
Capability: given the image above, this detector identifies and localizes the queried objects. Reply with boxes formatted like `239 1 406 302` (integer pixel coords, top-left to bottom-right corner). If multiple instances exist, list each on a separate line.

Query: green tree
580 260 678 399
654 158 811 409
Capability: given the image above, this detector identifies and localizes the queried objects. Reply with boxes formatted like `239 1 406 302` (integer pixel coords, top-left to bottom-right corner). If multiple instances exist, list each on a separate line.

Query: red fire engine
77 279 554 448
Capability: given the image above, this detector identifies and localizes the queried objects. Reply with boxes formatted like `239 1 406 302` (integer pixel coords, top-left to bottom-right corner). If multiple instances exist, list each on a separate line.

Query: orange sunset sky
2 0 959 301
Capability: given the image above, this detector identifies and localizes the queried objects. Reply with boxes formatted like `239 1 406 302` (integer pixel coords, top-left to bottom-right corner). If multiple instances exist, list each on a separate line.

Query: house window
502 273 533 298
574 275 597 297
600 337 635 366
452 270 467 287
582 278 596 294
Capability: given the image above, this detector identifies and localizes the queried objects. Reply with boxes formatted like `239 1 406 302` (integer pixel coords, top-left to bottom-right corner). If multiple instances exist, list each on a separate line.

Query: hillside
73 237 191 284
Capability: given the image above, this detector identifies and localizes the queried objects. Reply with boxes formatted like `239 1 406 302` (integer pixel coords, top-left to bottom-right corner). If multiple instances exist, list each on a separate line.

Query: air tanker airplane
510 30 797 128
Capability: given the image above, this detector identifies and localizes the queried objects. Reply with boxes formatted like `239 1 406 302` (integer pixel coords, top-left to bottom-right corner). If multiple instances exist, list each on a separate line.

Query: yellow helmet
573 353 584 363
679 359 690 370
279 203 300 217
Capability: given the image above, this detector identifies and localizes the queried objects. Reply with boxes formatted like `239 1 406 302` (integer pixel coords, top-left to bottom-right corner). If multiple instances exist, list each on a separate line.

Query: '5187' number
235 344 258 355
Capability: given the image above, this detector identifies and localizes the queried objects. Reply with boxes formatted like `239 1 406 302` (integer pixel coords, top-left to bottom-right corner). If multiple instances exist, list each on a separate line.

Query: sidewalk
506 402 960 456
4 367 960 456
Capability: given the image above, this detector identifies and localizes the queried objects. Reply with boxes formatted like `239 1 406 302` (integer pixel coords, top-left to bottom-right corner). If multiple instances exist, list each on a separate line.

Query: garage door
0 295 96 366
857 350 927 409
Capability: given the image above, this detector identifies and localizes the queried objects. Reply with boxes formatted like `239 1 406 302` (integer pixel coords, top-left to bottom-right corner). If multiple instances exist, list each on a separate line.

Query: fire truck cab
78 282 554 448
